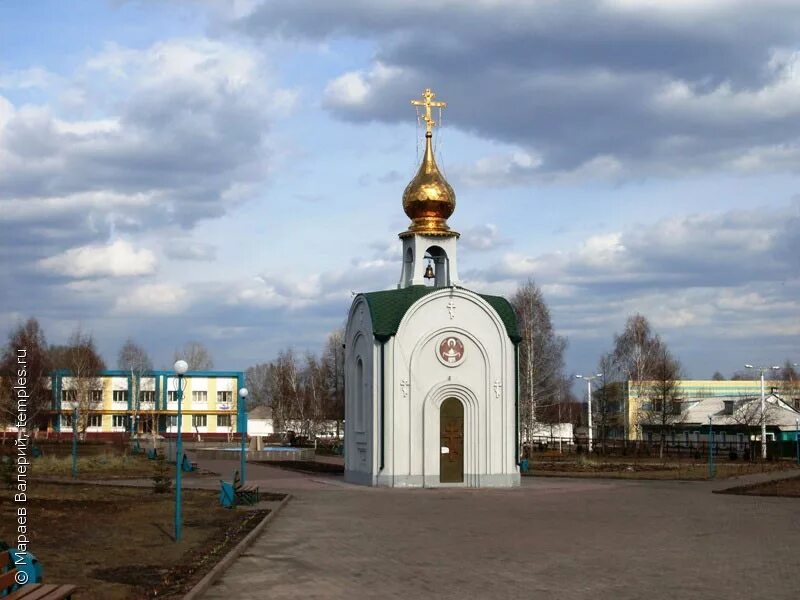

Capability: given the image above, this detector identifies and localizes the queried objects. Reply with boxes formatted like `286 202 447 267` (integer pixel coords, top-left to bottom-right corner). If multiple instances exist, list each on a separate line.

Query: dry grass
31 453 156 479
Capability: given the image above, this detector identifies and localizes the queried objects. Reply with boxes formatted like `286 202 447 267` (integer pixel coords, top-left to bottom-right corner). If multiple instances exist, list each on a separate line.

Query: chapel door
440 398 464 483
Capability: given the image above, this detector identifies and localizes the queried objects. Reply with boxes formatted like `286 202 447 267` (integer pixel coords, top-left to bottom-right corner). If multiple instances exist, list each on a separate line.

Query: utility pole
745 364 780 460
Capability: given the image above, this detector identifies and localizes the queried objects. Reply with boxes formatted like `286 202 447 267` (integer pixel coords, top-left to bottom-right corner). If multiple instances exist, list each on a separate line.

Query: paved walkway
189 458 800 600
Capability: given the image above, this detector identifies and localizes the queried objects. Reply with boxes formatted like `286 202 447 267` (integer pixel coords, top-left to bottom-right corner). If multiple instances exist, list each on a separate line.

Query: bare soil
0 483 279 599
527 458 799 480
255 460 344 475
718 474 800 497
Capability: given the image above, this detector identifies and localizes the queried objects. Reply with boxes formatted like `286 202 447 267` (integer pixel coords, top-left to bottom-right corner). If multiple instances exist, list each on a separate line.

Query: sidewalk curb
183 493 292 599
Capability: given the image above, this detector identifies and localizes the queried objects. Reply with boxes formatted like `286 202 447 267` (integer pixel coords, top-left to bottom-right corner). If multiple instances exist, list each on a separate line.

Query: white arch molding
423 382 481 487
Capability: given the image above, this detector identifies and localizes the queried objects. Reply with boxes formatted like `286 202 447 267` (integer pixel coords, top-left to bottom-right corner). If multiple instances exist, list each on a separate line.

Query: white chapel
344 89 522 488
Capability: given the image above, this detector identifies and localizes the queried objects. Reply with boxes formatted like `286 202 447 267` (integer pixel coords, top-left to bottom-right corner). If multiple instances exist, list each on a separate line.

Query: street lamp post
576 373 603 454
745 364 780 460
173 359 188 542
708 416 715 479
238 387 249 484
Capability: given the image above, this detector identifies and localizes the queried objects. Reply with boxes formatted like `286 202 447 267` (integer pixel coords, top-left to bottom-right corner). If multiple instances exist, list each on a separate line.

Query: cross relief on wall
446 299 456 320
493 379 502 399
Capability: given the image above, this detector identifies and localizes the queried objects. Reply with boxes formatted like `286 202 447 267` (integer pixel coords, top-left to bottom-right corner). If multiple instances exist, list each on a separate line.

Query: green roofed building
343 88 521 488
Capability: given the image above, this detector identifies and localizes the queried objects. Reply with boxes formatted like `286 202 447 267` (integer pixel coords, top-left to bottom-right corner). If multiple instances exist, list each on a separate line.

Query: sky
0 0 798 382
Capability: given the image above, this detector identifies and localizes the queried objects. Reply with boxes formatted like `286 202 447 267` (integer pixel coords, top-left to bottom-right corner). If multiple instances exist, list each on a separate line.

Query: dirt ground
0 483 277 599
255 460 344 475
528 457 800 480
720 474 800 497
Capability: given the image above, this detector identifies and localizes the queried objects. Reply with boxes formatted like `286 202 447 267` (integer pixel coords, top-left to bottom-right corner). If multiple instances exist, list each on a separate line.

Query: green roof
361 286 521 344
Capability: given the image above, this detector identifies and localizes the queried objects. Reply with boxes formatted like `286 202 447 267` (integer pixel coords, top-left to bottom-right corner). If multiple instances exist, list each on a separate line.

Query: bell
424 263 435 279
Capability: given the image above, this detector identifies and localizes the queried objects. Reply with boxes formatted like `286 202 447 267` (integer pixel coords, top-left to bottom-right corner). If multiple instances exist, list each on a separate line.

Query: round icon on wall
438 336 465 366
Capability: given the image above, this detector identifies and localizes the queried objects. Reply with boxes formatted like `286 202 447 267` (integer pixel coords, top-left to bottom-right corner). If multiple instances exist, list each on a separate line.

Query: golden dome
400 131 457 238
400 89 458 239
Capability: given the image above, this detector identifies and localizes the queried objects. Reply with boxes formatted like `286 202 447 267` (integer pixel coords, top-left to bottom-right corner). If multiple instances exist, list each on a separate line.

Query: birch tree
639 345 683 460
321 328 345 436
611 314 664 438
54 328 105 438
118 339 153 443
511 279 568 447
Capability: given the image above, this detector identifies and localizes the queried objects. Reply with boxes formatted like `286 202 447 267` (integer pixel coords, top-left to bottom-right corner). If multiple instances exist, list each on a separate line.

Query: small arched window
355 357 364 431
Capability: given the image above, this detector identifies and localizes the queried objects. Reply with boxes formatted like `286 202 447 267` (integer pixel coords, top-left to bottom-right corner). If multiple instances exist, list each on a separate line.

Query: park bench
219 470 259 507
0 548 76 600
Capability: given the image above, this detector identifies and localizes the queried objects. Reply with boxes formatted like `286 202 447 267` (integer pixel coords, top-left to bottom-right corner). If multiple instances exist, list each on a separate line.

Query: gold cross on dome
411 88 446 134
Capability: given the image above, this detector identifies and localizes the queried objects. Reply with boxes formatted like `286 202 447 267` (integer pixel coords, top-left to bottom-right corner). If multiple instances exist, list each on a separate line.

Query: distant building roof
679 394 800 429
360 285 521 343
628 380 800 402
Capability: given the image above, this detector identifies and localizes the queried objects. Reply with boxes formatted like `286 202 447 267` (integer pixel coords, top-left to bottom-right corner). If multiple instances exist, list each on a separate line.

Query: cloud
113 283 188 315
0 38 294 270
163 240 218 261
478 206 798 291
461 223 506 251
233 0 800 180
38 240 157 278
452 205 800 358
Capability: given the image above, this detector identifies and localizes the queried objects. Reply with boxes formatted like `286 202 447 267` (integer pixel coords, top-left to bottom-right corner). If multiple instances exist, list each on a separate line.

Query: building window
192 414 207 428
112 415 126 428
168 391 177 404
90 389 103 405
355 357 364 431
113 390 127 404
217 391 233 406
167 416 178 429
88 414 102 428
62 413 73 428
217 415 231 428
192 391 208 404
61 390 77 405
139 391 155 404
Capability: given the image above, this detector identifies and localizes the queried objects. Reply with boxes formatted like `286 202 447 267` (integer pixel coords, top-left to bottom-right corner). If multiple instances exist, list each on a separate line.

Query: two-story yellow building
46 369 245 439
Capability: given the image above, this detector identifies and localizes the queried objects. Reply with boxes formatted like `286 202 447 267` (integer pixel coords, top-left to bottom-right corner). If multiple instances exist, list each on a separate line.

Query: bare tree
731 394 774 461
639 345 683 460
611 314 664 438
54 328 106 438
118 339 153 444
173 341 213 371
245 362 277 407
593 353 625 451
511 279 568 447
321 328 345 437
0 318 53 435
777 360 800 403
711 371 726 381
273 349 299 434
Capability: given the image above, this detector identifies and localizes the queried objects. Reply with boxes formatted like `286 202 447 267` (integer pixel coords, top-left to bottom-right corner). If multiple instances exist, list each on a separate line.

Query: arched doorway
440 398 464 483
